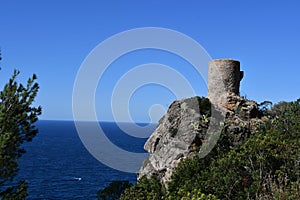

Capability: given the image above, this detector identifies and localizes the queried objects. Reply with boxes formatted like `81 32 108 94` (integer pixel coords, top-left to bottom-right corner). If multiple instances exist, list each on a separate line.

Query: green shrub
167 188 219 200
97 180 132 200
120 175 165 200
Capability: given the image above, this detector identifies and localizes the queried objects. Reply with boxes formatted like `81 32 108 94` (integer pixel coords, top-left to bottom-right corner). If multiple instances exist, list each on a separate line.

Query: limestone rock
138 96 210 183
220 92 258 119
138 94 264 184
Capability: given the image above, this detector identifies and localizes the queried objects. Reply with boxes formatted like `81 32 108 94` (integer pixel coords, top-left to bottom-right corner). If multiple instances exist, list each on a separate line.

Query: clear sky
0 0 299 122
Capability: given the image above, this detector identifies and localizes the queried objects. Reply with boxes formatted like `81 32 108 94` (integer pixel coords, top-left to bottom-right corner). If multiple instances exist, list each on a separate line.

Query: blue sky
0 0 299 122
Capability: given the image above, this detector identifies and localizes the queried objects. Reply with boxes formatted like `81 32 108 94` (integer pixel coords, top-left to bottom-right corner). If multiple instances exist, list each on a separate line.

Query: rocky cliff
138 93 264 184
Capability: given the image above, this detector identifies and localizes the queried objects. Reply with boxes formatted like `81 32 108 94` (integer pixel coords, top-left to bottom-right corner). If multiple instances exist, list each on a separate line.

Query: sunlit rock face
138 96 211 183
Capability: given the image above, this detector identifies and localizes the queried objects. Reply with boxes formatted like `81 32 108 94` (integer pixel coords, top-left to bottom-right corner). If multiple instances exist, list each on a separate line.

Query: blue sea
16 120 155 199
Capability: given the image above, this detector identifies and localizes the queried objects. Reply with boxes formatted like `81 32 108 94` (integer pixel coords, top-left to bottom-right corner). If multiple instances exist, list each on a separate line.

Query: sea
16 120 155 200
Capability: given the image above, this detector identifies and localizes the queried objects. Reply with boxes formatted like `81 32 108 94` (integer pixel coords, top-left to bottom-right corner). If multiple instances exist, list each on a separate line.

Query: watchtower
207 59 244 104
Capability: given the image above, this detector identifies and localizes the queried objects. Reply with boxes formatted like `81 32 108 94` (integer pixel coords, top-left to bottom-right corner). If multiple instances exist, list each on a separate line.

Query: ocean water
17 120 154 199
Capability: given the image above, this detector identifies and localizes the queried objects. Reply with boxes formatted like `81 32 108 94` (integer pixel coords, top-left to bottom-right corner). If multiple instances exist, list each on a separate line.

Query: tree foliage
120 176 165 200
97 180 132 200
0 70 41 199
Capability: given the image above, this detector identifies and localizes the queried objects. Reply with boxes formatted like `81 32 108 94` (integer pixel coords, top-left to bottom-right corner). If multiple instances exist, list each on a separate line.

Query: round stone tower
207 59 243 104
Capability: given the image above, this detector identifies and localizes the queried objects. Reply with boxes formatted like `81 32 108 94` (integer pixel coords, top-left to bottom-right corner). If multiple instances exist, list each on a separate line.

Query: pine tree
0 54 42 199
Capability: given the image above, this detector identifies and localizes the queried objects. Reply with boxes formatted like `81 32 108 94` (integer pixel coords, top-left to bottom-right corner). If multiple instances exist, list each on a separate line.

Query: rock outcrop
138 59 265 184
138 94 263 183
138 96 211 183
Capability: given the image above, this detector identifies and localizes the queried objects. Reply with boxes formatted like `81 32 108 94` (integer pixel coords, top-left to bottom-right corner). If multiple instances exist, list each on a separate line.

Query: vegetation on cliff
115 98 300 199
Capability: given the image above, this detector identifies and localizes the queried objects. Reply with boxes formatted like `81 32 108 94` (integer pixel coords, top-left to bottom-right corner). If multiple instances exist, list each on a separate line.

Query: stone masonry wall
207 59 243 105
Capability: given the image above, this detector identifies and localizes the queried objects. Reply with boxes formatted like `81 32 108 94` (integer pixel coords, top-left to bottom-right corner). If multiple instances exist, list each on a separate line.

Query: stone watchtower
207 59 244 105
